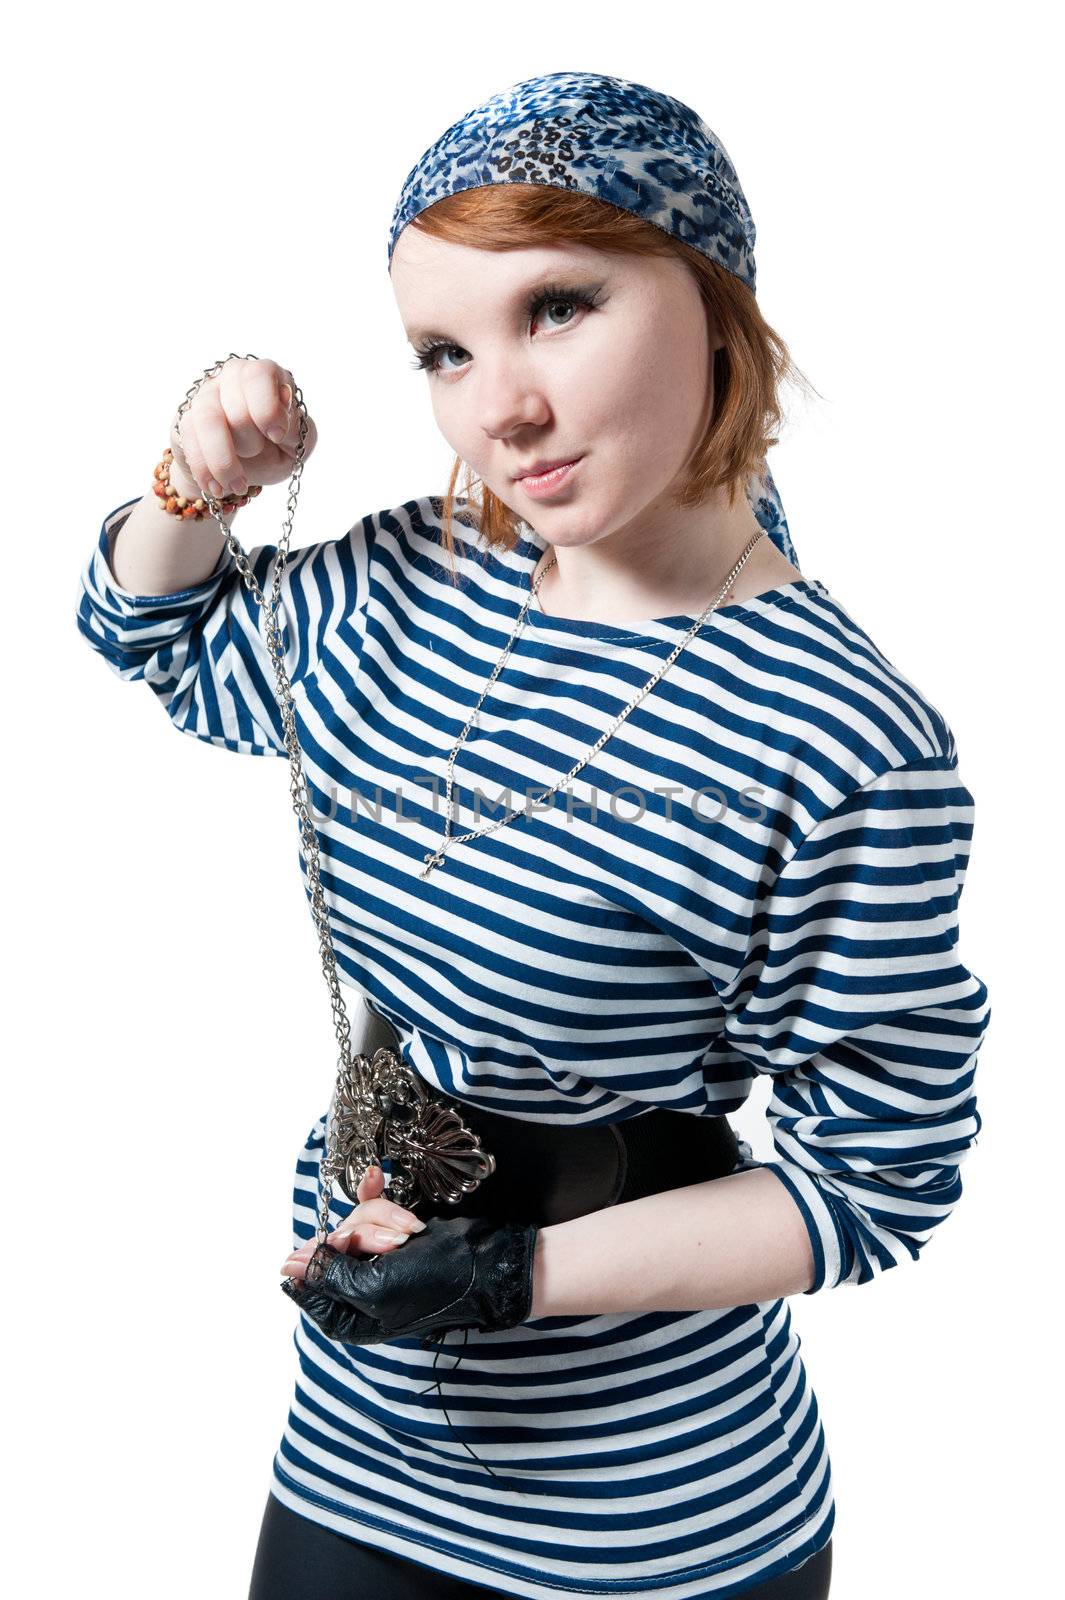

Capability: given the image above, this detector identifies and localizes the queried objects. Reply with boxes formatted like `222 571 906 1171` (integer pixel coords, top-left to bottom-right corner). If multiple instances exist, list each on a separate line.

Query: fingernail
374 1228 409 1245
403 1217 427 1233
267 426 286 444
208 478 225 497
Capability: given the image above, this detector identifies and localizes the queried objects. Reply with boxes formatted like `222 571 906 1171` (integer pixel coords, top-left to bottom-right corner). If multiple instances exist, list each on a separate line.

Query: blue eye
409 282 603 377
411 340 468 377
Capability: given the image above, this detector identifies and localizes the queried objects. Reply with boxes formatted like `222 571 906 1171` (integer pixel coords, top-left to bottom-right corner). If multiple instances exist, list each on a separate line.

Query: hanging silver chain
176 354 362 1246
419 524 768 878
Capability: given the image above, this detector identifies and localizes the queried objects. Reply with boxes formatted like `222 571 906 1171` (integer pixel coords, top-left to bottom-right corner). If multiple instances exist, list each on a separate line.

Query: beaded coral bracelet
153 446 263 521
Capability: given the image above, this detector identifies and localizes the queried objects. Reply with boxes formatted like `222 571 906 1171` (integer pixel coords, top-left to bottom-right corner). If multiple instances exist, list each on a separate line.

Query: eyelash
410 282 604 375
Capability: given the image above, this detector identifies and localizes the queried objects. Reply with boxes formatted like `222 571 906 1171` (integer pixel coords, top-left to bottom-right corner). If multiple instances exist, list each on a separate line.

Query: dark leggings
248 1492 832 1600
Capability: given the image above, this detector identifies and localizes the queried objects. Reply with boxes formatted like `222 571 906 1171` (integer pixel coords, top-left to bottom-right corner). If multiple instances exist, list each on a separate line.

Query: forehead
389 229 621 337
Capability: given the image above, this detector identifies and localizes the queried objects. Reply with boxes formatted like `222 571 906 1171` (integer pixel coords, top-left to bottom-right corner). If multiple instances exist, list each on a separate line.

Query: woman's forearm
529 1165 816 1317
109 484 239 596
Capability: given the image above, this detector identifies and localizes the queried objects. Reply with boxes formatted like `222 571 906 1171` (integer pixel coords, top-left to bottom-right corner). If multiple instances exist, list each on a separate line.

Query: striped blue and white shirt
76 492 990 1598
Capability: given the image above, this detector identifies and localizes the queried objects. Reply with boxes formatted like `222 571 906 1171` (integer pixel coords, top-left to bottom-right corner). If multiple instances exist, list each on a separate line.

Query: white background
6 1 1060 1594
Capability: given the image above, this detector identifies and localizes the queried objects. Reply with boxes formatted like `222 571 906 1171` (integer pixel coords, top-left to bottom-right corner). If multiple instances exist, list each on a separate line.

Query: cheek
629 322 705 417
578 323 707 469
428 391 478 468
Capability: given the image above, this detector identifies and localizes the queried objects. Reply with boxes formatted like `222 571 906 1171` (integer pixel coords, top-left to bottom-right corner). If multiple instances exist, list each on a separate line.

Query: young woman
76 71 990 1600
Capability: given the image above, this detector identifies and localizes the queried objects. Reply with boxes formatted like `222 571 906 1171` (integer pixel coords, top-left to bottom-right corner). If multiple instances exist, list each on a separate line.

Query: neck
529 487 802 626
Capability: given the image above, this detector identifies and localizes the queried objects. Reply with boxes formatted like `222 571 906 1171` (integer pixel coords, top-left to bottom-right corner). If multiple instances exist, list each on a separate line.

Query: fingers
218 357 269 465
173 356 312 501
280 1162 426 1281
176 383 243 500
237 357 293 452
281 1225 403 1283
338 1172 426 1244
356 1162 386 1202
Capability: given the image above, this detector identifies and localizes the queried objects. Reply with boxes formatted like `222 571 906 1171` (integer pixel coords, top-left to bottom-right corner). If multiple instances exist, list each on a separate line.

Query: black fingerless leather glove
280 1213 539 1345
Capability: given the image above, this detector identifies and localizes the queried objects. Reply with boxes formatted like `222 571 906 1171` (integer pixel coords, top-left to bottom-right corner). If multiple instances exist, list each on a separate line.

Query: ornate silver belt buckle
326 1045 496 1210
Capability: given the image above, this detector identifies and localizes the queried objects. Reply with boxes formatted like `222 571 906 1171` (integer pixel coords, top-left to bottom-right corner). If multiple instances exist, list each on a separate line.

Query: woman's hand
280 1191 539 1345
280 1161 425 1285
168 354 319 504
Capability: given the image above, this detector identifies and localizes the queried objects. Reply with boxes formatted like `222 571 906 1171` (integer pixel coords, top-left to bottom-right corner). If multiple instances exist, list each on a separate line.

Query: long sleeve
707 754 991 1293
74 495 375 756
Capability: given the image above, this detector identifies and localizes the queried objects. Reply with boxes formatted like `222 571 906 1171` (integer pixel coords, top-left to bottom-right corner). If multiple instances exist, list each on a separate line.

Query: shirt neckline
509 521 828 646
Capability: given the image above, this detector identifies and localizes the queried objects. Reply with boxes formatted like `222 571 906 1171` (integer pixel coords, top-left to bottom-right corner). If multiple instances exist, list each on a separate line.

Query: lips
514 458 582 499
513 456 581 481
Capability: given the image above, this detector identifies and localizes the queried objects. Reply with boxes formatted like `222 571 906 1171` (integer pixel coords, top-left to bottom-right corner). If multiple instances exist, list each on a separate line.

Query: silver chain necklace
419 525 768 879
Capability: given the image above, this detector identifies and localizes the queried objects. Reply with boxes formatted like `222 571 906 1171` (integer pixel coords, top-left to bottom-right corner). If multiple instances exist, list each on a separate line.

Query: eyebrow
403 270 604 347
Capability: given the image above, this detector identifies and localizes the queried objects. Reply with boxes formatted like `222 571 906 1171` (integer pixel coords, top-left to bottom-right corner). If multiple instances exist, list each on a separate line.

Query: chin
551 505 627 545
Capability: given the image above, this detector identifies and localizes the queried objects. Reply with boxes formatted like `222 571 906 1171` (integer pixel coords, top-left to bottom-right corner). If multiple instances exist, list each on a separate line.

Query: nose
476 353 551 442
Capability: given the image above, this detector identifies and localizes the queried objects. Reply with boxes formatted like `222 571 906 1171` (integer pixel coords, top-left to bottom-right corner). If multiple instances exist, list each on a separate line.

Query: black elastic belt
361 1003 739 1229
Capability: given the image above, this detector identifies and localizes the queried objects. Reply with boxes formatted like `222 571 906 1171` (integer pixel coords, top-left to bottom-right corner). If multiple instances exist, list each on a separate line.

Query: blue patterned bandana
388 70 797 567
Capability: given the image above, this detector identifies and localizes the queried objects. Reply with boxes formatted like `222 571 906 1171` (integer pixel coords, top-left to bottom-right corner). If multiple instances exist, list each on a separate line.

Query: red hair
398 183 816 581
